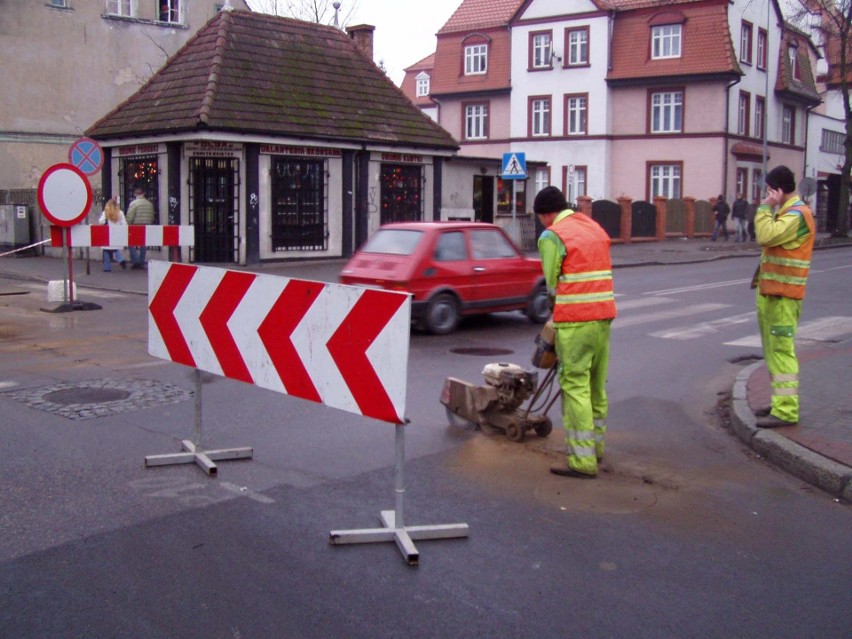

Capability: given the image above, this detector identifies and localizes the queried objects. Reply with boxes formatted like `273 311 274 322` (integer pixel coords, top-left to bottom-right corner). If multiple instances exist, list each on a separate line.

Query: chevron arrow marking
148 263 198 367
199 270 256 384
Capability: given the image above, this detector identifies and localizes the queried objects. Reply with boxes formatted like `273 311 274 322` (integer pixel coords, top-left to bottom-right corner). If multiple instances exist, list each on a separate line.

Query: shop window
119 156 159 222
271 157 327 251
496 178 525 216
381 164 423 224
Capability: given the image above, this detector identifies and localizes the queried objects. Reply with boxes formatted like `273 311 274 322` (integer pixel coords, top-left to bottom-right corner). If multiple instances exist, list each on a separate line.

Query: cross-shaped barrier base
145 439 253 476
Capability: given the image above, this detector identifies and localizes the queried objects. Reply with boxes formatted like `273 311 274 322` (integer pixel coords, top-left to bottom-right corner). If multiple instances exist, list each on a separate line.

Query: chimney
346 24 375 60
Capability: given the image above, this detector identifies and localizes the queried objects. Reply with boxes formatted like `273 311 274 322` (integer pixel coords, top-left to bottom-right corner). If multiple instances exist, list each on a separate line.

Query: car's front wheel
424 292 460 335
526 284 551 324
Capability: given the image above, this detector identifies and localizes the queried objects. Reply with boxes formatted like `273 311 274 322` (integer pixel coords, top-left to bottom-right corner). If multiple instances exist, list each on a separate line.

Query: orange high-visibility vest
759 201 815 300
550 213 617 322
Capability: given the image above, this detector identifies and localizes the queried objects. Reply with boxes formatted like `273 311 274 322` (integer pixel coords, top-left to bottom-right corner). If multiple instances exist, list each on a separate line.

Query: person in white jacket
97 197 128 272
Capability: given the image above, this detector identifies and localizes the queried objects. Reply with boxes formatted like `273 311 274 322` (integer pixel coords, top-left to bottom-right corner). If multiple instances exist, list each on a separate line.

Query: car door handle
473 266 486 272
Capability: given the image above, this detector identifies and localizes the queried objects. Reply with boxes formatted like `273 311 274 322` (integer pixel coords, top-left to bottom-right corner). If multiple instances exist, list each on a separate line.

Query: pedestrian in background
97 197 127 272
534 186 617 479
751 165 815 428
711 194 730 241
747 198 758 242
731 192 749 242
126 185 155 269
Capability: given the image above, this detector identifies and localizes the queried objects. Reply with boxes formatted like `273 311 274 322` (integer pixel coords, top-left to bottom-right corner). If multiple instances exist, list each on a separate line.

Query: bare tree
247 0 359 26
789 0 851 236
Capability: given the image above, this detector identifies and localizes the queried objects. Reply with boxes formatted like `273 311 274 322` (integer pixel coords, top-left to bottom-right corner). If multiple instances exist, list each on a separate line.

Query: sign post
502 152 527 246
37 163 99 312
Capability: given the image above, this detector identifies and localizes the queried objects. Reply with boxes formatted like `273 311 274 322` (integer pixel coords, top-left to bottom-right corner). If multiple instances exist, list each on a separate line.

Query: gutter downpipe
724 76 741 197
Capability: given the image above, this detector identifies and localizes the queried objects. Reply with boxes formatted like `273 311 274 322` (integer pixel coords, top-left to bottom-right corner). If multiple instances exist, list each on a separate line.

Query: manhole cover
450 347 514 356
43 387 131 405
5 378 192 420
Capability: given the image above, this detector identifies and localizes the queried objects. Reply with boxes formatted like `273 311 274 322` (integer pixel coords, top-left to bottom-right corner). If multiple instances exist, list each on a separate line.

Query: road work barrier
146 261 468 564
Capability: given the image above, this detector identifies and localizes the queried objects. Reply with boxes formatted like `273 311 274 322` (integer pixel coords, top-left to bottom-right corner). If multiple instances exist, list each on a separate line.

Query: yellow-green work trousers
555 319 612 476
756 292 802 423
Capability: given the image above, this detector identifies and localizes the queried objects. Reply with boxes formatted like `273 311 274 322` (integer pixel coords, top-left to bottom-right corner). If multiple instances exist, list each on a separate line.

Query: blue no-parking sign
68 137 104 176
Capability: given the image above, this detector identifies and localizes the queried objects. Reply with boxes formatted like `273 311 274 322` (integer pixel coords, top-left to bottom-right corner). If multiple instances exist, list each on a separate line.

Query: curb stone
731 361 852 502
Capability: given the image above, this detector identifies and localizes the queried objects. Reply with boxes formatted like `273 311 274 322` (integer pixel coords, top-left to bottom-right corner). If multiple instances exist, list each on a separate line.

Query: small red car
339 222 550 334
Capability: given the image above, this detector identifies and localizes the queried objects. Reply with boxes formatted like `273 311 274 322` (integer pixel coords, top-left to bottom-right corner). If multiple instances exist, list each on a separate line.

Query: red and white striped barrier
50 225 194 248
148 262 411 424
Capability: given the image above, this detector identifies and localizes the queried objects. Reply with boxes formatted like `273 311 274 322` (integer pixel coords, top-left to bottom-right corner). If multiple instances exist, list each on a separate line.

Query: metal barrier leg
144 369 253 476
329 422 469 566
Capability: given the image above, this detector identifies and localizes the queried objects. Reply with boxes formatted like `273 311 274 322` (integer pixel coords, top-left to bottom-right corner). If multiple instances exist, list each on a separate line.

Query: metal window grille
380 164 424 224
270 158 328 252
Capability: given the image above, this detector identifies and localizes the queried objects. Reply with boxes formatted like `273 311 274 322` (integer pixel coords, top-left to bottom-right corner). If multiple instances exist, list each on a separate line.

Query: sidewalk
1 236 850 500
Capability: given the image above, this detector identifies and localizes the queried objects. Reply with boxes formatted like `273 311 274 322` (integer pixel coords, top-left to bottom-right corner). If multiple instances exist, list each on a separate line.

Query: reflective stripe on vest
759 203 815 300
550 213 617 322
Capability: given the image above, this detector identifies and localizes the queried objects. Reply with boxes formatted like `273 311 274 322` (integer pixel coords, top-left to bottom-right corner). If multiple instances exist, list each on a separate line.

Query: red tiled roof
404 53 436 72
87 10 457 150
439 0 525 34
608 0 741 83
430 28 513 95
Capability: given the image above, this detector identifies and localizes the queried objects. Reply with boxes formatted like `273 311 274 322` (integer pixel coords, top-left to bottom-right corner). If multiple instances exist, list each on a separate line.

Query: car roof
376 221 502 232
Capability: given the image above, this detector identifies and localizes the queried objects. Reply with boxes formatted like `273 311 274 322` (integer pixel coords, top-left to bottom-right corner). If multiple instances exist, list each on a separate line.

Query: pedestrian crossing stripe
724 316 852 347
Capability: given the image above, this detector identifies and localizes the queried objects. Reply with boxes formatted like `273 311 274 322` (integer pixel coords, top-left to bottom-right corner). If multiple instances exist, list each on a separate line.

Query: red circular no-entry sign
37 163 93 227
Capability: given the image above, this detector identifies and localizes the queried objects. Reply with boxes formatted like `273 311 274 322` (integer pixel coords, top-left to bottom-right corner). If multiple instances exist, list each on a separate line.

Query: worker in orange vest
752 165 815 428
534 187 617 478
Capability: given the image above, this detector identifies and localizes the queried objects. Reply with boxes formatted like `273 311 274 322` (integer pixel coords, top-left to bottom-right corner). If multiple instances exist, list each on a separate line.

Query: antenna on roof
333 2 341 28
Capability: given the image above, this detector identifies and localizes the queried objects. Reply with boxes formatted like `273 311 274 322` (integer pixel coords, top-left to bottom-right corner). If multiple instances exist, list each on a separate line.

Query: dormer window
465 43 487 75
415 72 430 97
651 24 682 59
788 43 800 80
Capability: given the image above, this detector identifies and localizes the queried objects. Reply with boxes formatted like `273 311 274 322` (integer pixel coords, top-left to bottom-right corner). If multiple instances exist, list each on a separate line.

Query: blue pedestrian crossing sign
501 152 526 179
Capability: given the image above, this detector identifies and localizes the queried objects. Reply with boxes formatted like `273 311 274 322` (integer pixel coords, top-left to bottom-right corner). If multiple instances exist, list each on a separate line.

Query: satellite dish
799 177 816 198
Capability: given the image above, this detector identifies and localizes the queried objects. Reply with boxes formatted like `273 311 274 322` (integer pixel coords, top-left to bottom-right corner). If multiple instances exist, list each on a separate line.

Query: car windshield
361 229 423 255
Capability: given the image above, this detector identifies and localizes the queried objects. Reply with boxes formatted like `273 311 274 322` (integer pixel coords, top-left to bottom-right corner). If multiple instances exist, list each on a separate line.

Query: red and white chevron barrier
50 224 194 247
148 261 411 424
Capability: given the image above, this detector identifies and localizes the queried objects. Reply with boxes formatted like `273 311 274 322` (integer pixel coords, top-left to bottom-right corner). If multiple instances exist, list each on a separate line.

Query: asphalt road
0 251 850 638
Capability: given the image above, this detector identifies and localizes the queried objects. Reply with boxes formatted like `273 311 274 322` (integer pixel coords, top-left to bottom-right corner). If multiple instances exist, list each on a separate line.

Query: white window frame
738 92 750 136
566 95 587 135
105 0 135 16
159 0 183 23
567 28 589 66
752 169 763 201
740 21 753 64
651 91 682 133
821 129 845 154
650 164 681 199
531 33 552 69
755 96 765 139
531 98 551 137
788 45 799 79
566 167 586 204
535 168 549 194
50 0 69 7
415 72 430 97
782 106 795 144
651 24 682 59
465 104 488 140
757 29 768 70
465 44 488 75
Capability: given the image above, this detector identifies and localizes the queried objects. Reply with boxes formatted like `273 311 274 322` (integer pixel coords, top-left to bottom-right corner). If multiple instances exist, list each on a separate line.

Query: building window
651 24 681 59
650 90 683 133
50 0 69 7
529 31 552 70
820 129 845 154
105 0 134 16
788 44 800 80
649 163 681 199
755 96 766 140
782 105 795 144
381 164 423 224
464 103 488 140
740 21 753 64
464 43 488 75
566 27 589 66
159 0 181 23
565 166 587 204
415 72 430 97
120 156 159 222
529 97 551 137
535 167 550 194
564 94 588 135
757 28 768 70
736 168 748 198
271 157 328 251
738 91 750 137
752 169 763 202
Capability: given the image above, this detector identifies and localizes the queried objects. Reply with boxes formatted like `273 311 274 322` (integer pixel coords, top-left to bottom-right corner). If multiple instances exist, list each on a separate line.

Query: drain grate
450 347 514 356
5 378 192 420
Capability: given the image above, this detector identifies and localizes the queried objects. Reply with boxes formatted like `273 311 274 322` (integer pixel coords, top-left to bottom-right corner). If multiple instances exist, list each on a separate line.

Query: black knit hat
765 165 796 194
533 186 569 215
